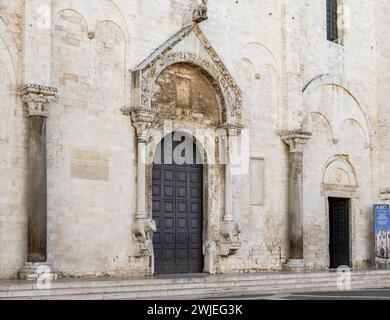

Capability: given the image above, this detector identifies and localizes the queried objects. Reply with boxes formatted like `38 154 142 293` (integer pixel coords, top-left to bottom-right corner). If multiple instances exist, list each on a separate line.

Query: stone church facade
0 0 389 279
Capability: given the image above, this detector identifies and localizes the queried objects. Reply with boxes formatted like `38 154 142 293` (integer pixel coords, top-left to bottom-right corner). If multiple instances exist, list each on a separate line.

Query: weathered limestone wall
48 7 137 276
0 0 26 278
0 0 385 277
377 0 390 200
301 0 377 268
206 0 288 272
47 0 288 276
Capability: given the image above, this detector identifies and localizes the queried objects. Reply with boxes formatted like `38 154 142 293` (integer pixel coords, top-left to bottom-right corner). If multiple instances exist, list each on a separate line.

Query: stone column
219 123 243 257
280 131 311 270
122 107 157 259
18 84 58 281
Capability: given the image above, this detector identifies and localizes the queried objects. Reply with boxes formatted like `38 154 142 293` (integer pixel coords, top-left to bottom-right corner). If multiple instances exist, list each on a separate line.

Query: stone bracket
380 188 390 200
220 220 241 257
133 241 154 258
220 241 241 257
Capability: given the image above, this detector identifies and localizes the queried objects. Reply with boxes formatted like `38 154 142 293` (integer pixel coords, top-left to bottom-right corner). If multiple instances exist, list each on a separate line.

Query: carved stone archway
131 24 242 125
321 155 359 269
122 23 243 275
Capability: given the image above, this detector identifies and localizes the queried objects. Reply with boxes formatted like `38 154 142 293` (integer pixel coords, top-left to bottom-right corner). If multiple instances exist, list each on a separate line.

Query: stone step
0 273 360 297
6 280 388 301
0 271 390 299
2 270 386 292
2 273 390 300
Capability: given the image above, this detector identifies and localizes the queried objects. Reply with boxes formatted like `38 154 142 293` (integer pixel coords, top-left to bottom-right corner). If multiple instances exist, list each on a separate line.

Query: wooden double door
152 134 204 274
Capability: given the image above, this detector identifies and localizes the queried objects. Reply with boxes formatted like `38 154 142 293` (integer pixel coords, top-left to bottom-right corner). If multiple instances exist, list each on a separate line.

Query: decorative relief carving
131 24 242 125
193 0 208 23
20 84 58 117
176 76 192 108
124 23 244 270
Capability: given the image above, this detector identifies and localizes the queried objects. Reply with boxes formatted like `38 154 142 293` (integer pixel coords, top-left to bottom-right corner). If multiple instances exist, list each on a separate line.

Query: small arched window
326 0 339 43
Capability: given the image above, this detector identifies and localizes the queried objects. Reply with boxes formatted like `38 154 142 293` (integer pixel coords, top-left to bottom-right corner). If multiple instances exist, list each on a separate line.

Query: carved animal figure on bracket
193 0 208 23
133 218 157 242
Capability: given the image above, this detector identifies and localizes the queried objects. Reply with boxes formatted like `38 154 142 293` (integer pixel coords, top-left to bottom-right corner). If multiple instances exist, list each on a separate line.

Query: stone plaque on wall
70 149 109 181
250 158 265 206
176 76 192 108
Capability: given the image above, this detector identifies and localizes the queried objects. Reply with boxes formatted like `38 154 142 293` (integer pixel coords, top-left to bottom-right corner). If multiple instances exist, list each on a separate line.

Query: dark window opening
327 0 339 42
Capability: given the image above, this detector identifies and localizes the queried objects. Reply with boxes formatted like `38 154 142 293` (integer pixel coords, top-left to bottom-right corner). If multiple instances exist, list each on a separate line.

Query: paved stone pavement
215 289 390 300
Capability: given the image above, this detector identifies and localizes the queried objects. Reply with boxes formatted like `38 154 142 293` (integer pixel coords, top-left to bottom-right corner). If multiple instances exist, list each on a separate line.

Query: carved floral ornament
20 84 58 117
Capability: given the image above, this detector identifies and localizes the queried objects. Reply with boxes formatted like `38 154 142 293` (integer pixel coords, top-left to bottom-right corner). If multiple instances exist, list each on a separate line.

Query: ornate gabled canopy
131 24 242 125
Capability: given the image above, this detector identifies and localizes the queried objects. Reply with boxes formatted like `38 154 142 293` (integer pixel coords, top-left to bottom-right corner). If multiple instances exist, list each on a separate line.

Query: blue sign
374 204 390 262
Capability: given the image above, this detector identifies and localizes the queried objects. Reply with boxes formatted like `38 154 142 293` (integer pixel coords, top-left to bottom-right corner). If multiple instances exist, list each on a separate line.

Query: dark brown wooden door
329 197 350 268
153 134 204 274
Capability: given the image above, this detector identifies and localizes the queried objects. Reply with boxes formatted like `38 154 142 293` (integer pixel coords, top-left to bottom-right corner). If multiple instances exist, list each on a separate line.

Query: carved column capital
280 130 312 153
221 123 243 137
20 84 58 117
122 106 156 142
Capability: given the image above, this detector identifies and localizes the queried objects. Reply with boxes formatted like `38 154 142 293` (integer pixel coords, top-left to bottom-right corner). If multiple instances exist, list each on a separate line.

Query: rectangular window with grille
327 0 339 42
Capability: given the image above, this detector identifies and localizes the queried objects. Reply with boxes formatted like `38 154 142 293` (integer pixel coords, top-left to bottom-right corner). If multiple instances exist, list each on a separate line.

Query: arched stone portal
321 155 358 269
122 24 243 275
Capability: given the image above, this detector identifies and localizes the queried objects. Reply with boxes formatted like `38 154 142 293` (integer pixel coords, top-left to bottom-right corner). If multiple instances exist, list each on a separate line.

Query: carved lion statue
133 218 157 242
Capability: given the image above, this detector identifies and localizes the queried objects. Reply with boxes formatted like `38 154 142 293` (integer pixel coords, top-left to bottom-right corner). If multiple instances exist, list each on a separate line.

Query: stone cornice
20 84 58 117
280 130 312 153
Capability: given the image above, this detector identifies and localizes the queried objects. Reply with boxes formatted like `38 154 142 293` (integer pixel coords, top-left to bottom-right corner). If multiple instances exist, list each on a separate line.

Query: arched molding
0 18 19 86
145 124 218 167
337 118 369 147
131 24 242 126
322 155 358 189
53 0 128 41
234 42 281 78
234 58 256 88
302 112 336 143
234 42 281 129
53 8 89 29
302 74 371 145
